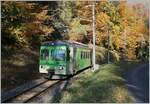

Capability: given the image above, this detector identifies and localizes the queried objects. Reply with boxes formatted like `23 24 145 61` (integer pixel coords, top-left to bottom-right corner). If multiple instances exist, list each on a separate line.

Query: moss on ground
54 63 135 103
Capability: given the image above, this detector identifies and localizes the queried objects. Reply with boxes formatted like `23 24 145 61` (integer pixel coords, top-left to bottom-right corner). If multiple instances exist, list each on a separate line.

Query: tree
95 0 149 60
1 1 54 48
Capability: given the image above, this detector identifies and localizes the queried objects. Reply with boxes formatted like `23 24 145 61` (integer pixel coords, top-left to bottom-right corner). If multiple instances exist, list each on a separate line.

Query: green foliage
96 46 120 64
54 64 134 103
60 1 74 25
1 1 31 29
69 18 87 42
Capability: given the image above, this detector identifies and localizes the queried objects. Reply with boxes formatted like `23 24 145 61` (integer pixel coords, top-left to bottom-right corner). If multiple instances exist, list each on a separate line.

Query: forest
1 1 149 103
2 1 149 60
1 0 149 95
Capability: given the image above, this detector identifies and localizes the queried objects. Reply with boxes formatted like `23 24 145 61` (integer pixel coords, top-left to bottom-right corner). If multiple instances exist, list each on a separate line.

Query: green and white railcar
39 41 92 79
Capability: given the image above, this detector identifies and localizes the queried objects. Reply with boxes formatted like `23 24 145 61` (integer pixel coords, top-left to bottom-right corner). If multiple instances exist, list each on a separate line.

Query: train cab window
41 49 49 60
51 49 66 61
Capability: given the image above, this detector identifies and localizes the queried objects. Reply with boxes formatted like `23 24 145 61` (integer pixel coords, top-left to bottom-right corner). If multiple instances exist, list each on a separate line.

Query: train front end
39 42 68 79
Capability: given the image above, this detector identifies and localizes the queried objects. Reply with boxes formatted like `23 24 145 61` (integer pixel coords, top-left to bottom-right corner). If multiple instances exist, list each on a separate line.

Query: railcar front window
41 49 49 60
51 49 66 61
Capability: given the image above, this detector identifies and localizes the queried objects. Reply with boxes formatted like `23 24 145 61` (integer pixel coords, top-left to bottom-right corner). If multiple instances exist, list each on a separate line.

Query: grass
53 63 135 103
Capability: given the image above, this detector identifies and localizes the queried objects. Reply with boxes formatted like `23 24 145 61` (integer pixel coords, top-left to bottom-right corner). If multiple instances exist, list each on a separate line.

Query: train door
68 46 74 75
73 47 77 74
90 50 93 65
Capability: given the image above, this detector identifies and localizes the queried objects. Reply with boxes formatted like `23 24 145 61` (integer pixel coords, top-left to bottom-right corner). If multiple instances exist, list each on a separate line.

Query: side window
86 52 88 59
41 49 49 60
51 50 54 60
81 51 90 59
86 52 87 59
82 52 84 59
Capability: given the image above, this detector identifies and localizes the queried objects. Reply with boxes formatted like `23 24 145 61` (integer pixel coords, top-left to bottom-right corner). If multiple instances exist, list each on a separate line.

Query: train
39 41 93 79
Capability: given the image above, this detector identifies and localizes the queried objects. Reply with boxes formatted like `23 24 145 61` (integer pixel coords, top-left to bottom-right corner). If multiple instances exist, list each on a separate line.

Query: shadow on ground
124 64 149 103
1 47 41 92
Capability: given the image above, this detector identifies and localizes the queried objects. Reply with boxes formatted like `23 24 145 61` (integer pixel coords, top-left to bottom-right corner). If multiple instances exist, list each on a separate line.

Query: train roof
41 41 90 48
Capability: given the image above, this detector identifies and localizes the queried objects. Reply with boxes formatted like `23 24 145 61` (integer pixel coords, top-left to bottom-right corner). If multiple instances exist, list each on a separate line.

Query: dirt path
124 64 149 103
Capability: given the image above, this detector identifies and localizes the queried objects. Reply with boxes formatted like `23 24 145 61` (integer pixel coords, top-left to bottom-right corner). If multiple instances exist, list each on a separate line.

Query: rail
2 65 93 103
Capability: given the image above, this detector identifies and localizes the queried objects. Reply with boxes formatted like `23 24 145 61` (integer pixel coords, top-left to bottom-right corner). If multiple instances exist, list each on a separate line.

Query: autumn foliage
1 1 149 60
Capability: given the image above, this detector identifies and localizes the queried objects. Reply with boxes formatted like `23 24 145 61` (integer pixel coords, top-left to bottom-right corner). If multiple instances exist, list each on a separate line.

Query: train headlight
59 66 64 70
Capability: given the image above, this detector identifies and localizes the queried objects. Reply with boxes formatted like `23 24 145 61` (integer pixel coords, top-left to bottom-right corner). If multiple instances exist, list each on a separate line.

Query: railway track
2 66 92 103
3 80 60 103
14 80 60 103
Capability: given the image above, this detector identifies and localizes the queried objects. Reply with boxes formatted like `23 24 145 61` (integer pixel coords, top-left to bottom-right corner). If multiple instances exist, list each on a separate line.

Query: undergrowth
54 64 134 103
1 47 40 92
